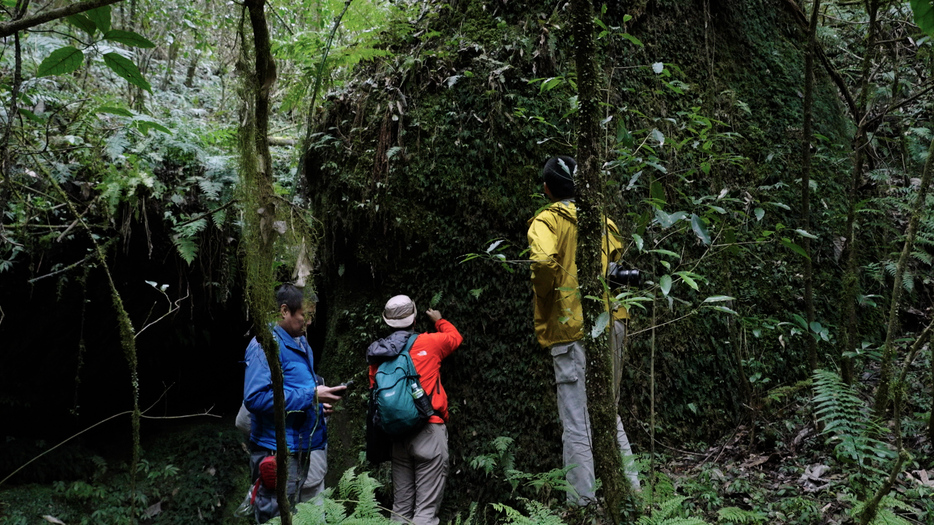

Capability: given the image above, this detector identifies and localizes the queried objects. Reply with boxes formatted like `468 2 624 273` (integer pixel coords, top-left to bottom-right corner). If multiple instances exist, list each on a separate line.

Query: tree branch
0 0 124 38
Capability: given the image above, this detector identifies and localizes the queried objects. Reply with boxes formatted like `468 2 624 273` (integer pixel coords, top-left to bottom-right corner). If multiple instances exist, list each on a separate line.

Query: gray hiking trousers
551 320 640 505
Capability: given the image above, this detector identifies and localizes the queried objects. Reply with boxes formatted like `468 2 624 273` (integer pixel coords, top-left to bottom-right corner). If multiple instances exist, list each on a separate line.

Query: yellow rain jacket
527 200 628 348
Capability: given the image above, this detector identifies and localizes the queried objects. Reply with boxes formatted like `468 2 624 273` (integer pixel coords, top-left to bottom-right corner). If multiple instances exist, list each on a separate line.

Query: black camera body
607 262 642 287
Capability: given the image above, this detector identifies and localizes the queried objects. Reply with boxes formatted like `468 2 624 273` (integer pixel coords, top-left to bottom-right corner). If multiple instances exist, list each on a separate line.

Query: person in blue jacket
243 284 346 523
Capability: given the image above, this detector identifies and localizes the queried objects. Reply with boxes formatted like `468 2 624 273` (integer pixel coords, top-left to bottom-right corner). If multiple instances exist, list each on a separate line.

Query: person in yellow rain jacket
527 155 640 506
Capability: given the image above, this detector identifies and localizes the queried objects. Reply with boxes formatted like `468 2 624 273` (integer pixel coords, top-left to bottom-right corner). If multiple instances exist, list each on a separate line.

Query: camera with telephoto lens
607 262 642 287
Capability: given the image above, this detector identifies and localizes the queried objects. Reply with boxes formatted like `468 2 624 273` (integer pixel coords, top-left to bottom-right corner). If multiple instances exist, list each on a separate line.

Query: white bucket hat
382 295 417 328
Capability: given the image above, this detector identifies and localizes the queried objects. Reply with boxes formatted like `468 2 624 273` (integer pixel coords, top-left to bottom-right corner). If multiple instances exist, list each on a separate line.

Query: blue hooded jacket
243 324 326 452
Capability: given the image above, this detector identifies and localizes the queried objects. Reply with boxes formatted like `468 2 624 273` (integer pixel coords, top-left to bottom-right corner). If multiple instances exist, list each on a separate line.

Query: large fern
811 369 895 476
637 495 710 525
273 468 391 525
846 494 918 525
716 506 767 524
490 499 567 525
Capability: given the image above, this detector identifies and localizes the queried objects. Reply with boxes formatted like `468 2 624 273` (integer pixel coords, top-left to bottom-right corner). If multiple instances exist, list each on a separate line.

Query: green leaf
655 209 687 229
675 271 698 291
132 118 171 135
103 52 152 92
37 47 84 77
95 106 134 117
647 249 680 259
591 311 610 338
620 33 644 47
690 213 711 245
795 228 818 239
66 14 96 36
792 313 809 330
659 275 672 296
87 5 112 34
104 30 157 48
754 207 765 221
173 235 198 265
616 120 634 148
632 233 644 251
703 295 734 303
709 305 738 315
911 0 934 36
780 237 811 261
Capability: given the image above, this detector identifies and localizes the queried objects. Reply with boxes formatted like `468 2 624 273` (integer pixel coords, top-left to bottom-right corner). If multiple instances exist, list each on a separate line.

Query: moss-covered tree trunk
240 1 292 522
571 0 628 520
839 0 880 386
801 0 820 372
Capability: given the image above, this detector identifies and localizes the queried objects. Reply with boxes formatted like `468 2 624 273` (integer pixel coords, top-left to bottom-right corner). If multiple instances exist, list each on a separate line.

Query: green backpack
371 334 433 437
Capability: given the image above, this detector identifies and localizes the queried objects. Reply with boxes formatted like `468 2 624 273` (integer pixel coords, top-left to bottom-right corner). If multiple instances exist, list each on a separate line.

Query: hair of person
542 155 576 200
276 284 304 314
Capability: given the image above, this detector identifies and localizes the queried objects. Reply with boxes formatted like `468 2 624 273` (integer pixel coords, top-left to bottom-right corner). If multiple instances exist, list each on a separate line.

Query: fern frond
717 506 766 523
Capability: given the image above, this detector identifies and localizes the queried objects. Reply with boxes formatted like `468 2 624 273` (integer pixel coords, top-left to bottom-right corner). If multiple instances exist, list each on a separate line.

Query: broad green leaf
87 5 112 34
18 108 44 123
103 52 152 92
591 311 610 338
38 47 84 77
104 30 156 49
911 0 934 36
703 295 734 303
676 271 698 290
96 106 133 117
621 33 644 47
617 120 634 148
690 213 711 245
632 233 644 251
795 228 818 239
647 249 680 259
133 119 171 135
792 313 808 330
809 321 824 333
540 77 563 93
780 237 811 260
754 207 765 221
66 14 96 36
709 305 738 316
660 274 672 296
655 209 687 229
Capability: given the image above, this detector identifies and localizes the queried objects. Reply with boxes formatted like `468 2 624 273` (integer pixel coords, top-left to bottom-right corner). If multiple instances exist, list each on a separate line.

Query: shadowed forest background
0 0 933 523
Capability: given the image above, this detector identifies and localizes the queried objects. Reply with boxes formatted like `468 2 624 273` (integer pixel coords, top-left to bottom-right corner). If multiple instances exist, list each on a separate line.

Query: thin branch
27 253 95 283
172 199 238 229
0 392 216 487
135 286 190 338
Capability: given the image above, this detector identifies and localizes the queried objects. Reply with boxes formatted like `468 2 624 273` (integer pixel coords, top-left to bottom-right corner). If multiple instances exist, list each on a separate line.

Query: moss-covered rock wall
306 0 852 518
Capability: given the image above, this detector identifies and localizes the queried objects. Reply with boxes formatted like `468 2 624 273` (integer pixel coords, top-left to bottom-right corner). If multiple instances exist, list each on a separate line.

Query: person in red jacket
367 295 463 525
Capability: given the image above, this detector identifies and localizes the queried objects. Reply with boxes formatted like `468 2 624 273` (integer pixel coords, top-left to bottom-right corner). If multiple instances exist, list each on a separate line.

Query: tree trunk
571 0 628 521
801 0 820 372
839 0 879 386
240 1 291 522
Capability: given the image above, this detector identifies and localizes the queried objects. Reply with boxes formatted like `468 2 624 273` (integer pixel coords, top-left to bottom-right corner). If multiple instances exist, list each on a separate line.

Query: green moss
305 0 869 517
